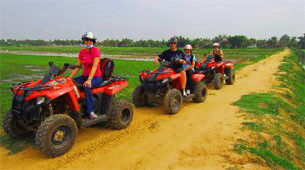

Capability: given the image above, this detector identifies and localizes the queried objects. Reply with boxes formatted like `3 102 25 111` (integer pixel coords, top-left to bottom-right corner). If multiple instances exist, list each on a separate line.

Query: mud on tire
132 85 147 107
106 100 133 130
36 114 78 158
163 89 182 114
192 82 208 103
3 109 33 139
213 73 224 90
225 68 235 85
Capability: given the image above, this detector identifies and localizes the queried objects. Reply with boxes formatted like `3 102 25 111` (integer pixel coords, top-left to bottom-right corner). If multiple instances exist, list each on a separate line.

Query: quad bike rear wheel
213 73 224 90
164 89 182 114
3 109 33 139
193 82 208 103
225 68 235 85
106 100 133 130
132 85 147 107
36 114 78 158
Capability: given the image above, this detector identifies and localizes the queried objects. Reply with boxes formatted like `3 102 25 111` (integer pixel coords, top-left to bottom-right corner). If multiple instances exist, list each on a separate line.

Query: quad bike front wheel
106 100 133 130
213 73 224 90
225 68 235 85
36 114 78 158
164 89 183 114
132 85 147 107
193 82 208 103
3 109 33 139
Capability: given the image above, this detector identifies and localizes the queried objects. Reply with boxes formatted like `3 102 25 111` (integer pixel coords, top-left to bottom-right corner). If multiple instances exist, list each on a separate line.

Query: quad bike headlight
36 97 46 105
139 75 145 83
162 78 170 84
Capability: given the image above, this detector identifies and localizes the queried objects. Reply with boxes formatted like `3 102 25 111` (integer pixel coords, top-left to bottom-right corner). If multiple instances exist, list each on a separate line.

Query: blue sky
1 0 304 40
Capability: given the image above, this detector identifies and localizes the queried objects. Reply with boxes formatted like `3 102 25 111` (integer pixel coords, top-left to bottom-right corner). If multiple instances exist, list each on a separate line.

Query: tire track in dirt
0 50 289 170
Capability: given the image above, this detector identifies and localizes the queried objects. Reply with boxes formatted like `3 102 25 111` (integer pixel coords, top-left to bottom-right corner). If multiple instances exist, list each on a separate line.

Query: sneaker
183 89 187 97
89 112 98 119
186 89 191 95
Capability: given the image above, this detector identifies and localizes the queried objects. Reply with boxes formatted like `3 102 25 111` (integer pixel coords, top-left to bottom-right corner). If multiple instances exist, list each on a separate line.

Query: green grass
0 46 281 58
234 142 298 169
232 50 305 169
242 122 264 132
233 93 293 115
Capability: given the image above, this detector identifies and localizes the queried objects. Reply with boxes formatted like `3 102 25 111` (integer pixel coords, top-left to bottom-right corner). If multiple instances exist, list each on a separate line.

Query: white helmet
184 44 193 50
213 42 220 47
82 32 97 43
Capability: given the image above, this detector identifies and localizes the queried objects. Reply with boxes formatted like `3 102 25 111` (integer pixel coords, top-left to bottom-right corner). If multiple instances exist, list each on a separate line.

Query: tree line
1 34 304 49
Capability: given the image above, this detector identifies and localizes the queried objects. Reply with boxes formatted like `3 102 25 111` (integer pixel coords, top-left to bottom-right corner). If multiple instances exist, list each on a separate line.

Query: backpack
100 58 114 80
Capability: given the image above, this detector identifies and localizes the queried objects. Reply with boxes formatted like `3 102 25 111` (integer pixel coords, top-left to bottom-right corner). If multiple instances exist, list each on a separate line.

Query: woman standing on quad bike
210 42 224 62
154 37 187 96
68 32 103 119
183 44 197 95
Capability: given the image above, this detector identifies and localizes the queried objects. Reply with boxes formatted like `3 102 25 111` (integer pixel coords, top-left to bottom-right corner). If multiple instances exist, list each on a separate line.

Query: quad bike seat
216 62 224 67
75 58 115 90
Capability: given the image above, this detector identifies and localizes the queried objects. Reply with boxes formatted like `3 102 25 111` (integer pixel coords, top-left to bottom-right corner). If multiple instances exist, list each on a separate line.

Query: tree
298 33 305 49
279 34 290 48
289 37 298 48
227 35 248 48
266 36 278 48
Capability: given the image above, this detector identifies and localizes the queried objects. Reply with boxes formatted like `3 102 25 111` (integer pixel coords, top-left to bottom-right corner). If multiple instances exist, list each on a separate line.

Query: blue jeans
73 76 103 115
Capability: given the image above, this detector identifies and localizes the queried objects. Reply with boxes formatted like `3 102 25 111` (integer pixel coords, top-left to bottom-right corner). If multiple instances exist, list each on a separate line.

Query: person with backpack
183 44 197 95
68 32 103 119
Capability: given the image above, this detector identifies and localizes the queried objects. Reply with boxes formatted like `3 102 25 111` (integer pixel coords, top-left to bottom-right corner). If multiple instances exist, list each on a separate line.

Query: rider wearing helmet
210 42 224 62
69 32 103 119
183 44 197 95
154 36 187 96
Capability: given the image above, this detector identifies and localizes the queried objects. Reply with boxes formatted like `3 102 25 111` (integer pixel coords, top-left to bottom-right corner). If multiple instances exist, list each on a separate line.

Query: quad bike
196 55 235 89
133 57 207 114
3 60 133 158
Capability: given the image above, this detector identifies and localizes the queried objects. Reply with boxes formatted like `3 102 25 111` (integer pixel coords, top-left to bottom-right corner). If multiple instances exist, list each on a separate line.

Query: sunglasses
170 42 177 45
83 38 92 42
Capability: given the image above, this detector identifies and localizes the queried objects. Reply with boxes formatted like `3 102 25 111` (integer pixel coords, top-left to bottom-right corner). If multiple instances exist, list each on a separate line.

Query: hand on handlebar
154 60 159 65
179 59 186 64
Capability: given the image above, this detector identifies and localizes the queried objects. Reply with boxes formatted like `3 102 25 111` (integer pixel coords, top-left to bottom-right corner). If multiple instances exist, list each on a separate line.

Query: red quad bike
196 55 235 89
133 57 208 114
3 60 133 158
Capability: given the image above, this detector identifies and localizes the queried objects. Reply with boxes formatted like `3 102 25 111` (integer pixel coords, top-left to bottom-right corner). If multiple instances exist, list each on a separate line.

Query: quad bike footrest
81 114 107 128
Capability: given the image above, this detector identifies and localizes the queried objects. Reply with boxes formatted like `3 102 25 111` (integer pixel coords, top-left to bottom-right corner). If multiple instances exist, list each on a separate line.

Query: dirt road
0 50 289 170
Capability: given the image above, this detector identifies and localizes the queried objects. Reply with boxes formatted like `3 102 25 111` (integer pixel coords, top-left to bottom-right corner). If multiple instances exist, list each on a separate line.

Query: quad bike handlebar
158 55 182 67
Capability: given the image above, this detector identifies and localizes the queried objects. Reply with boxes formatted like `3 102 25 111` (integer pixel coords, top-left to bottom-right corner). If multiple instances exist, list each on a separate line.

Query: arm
154 56 159 65
68 59 81 79
88 57 100 80
179 53 186 64
189 61 196 69
83 57 100 88
220 50 224 58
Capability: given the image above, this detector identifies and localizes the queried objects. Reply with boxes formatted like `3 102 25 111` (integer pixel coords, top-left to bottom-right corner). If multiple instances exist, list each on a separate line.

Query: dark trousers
186 69 194 92
73 76 103 114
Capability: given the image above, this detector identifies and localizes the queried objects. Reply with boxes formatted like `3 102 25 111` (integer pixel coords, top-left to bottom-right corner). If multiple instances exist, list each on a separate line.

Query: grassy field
232 50 305 169
0 46 281 58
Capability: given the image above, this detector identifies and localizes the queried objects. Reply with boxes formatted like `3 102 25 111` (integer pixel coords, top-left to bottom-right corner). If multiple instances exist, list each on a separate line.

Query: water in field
0 50 153 61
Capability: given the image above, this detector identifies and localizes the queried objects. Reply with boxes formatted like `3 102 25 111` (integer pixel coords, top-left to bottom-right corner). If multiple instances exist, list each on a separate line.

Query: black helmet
169 36 178 43
81 32 97 44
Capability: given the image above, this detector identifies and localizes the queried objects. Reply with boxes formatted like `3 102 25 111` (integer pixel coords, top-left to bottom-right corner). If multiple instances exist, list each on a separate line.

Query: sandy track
0 50 289 170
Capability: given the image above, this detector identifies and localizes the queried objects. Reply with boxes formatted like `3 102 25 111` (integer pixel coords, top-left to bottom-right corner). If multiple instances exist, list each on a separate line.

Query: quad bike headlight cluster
36 97 46 105
161 78 170 84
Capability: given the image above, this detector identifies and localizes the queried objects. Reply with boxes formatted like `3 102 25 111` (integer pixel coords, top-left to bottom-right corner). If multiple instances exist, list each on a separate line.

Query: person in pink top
69 32 103 119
